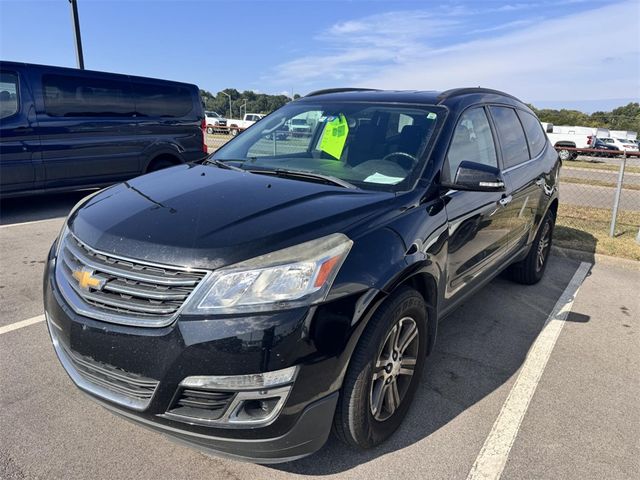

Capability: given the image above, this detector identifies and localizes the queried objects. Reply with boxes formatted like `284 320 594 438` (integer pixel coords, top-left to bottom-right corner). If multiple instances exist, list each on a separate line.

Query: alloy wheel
369 317 419 421
536 221 551 272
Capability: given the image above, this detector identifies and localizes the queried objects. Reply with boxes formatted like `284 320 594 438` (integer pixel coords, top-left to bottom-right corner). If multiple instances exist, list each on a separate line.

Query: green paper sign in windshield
320 114 349 159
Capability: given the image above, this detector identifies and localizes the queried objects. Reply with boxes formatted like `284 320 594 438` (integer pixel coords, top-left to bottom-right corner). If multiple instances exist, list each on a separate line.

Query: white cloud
468 18 541 34
270 0 640 104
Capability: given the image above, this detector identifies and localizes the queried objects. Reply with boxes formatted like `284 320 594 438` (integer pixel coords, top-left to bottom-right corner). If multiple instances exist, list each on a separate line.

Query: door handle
498 195 513 207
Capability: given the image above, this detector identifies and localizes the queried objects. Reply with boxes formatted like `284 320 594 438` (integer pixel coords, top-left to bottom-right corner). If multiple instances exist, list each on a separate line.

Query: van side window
489 106 530 168
132 83 193 117
0 71 19 119
43 74 134 117
517 110 546 158
447 107 498 181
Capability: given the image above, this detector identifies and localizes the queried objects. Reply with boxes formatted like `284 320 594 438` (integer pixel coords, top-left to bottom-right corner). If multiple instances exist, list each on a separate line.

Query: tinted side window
517 110 546 158
133 83 193 117
447 107 497 180
42 74 134 117
0 71 19 119
490 106 529 168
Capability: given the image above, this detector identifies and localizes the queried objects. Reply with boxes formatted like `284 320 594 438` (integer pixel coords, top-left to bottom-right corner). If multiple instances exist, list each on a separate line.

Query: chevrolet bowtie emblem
72 267 105 291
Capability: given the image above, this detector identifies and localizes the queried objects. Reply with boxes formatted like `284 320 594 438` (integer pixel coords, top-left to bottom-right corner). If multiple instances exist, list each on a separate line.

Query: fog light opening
226 386 292 426
238 397 280 421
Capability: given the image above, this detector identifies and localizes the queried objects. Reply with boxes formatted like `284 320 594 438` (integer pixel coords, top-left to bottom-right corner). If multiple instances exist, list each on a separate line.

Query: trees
199 88 298 118
531 102 640 132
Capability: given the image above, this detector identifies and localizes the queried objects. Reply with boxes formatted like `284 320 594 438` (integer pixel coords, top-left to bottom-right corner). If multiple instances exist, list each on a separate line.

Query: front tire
333 287 427 449
508 209 555 284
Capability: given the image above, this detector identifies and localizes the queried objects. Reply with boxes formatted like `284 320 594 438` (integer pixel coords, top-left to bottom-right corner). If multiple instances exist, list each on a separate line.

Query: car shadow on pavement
273 255 591 475
0 190 94 226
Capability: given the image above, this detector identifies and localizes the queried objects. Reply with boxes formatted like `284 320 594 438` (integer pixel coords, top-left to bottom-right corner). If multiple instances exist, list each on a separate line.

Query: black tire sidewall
339 288 428 448
531 210 555 280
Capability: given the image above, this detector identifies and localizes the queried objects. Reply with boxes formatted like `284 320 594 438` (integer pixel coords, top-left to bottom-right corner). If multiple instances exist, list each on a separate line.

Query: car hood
69 164 395 269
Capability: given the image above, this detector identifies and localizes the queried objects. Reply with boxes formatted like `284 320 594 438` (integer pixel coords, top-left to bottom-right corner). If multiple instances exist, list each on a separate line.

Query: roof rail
437 87 521 103
304 87 380 97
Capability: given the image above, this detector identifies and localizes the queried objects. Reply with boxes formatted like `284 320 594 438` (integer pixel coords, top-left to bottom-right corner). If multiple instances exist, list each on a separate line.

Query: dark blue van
0 61 207 197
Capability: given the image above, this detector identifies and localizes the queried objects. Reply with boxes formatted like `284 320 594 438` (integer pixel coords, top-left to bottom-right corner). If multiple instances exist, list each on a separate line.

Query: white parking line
466 261 592 480
0 217 62 229
0 314 45 335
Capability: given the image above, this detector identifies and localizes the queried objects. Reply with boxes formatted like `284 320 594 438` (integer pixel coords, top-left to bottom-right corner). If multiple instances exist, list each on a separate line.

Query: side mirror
447 161 505 192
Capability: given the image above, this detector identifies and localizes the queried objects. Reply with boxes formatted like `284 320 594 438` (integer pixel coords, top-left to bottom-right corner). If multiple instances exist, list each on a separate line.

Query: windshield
206 111 220 118
212 101 446 192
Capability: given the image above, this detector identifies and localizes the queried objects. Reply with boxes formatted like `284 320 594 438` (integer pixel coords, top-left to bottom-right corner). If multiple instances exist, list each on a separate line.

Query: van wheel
333 286 427 449
508 209 555 285
147 157 176 173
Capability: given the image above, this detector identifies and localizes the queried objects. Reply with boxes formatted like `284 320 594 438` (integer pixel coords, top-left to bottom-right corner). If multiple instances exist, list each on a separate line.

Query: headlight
183 233 353 314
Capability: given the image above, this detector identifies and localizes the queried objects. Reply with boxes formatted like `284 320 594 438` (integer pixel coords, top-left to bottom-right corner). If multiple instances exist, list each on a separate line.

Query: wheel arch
144 152 182 173
554 141 576 148
385 270 439 357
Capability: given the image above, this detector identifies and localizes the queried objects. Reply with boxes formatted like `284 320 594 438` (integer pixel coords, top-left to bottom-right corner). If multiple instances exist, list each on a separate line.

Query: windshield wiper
204 158 245 172
248 168 357 189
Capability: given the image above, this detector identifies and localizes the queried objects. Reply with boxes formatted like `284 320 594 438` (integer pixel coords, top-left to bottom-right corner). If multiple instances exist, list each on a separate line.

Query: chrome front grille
55 232 208 327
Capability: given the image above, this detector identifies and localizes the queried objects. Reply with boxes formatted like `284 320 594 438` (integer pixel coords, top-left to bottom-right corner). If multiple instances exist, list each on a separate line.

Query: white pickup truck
226 113 265 136
541 123 609 160
205 111 227 134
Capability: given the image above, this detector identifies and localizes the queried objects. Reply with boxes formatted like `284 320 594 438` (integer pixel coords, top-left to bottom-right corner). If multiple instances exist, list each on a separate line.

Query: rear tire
558 149 572 162
333 286 427 449
146 158 176 173
508 209 555 285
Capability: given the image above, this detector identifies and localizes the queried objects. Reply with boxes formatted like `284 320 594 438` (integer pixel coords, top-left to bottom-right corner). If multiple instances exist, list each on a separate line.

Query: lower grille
49 324 159 410
167 388 235 422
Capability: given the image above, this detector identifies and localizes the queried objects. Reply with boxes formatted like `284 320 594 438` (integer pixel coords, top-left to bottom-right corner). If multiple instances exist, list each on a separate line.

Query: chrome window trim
502 156 537 173
55 232 212 328
47 314 158 411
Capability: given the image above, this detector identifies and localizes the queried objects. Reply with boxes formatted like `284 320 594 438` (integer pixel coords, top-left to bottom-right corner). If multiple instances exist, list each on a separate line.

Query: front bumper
43 246 347 463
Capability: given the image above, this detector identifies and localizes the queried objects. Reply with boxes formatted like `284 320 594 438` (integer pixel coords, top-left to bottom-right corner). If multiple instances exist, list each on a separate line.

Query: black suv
44 88 560 463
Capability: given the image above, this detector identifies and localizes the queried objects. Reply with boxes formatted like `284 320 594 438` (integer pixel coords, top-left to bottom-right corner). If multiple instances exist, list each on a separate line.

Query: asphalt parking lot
1 192 638 480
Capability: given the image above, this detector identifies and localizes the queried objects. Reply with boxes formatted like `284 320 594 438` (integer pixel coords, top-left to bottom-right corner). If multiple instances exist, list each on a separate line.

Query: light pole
221 92 232 119
68 0 84 69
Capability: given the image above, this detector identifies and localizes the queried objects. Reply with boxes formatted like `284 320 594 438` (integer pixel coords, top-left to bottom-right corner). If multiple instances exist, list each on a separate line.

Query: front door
442 106 513 307
0 69 40 194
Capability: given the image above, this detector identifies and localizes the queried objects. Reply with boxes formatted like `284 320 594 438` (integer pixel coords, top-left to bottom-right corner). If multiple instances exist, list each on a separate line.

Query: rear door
35 70 142 188
130 79 202 165
0 68 40 194
489 106 544 251
442 106 513 304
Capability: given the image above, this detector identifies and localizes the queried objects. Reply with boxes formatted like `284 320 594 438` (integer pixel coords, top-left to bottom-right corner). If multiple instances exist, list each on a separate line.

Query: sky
1 0 638 112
